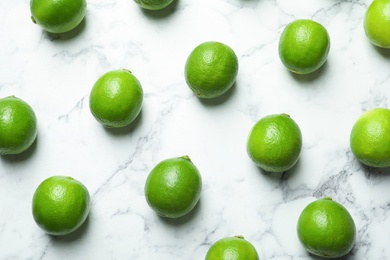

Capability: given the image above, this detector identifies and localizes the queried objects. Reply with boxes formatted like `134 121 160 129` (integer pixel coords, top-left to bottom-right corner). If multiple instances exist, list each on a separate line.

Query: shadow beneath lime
51 215 90 243
0 136 38 163
309 249 356 260
140 0 179 19
254 159 301 184
103 110 143 136
289 61 328 83
158 199 201 225
361 162 390 178
198 83 237 107
45 17 87 41
373 45 390 58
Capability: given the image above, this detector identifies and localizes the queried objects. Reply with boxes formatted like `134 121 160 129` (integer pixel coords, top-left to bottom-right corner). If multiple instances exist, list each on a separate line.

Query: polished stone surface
1 0 390 259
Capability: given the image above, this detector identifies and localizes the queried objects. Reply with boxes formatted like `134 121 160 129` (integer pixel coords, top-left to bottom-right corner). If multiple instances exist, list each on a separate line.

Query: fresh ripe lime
32 176 90 236
185 41 239 99
246 113 302 172
133 0 174 10
297 197 356 258
350 108 390 167
144 156 202 218
89 69 143 128
205 235 259 260
279 19 330 74
0 96 37 155
30 0 86 34
364 0 390 48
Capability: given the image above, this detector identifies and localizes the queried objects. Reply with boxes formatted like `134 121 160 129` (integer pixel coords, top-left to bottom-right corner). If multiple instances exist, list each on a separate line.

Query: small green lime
185 41 239 99
144 156 202 218
350 108 390 167
246 113 302 172
134 0 174 10
364 0 390 48
0 96 37 155
297 197 356 258
32 176 90 236
30 0 86 33
279 19 330 74
89 69 143 128
206 235 259 260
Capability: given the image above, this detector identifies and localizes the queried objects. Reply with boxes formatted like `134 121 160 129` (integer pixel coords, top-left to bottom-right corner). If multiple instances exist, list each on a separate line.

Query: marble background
1 0 390 259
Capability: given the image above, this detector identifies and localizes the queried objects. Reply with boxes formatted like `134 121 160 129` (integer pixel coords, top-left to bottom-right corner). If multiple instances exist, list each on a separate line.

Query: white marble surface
1 0 390 259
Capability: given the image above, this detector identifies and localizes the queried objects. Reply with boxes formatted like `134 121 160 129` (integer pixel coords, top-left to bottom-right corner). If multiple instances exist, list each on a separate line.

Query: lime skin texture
297 197 356 258
30 0 87 34
0 96 38 155
247 113 302 173
144 156 202 218
32 176 90 236
205 235 259 260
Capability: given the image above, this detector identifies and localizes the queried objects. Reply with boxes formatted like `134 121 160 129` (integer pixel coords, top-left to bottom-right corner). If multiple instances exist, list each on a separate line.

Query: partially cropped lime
297 197 356 258
30 0 86 33
279 19 330 74
350 108 390 167
364 0 390 48
89 69 143 128
0 96 37 155
134 0 174 10
32 176 90 236
246 113 302 172
144 156 202 218
185 41 239 99
206 236 259 260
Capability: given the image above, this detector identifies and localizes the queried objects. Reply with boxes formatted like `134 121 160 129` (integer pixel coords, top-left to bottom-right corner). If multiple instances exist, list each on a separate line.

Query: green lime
144 156 202 218
30 0 86 34
350 108 390 167
364 0 390 48
89 69 143 128
279 19 330 74
205 235 259 260
297 197 356 258
134 0 174 10
246 113 302 172
0 96 37 155
185 41 239 99
32 176 90 236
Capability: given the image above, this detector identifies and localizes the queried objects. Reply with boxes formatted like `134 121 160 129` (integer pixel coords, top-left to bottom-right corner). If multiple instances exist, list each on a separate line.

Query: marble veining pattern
1 0 390 259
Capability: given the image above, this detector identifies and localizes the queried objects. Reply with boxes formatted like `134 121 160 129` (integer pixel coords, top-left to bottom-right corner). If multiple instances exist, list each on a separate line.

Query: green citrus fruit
185 41 239 99
0 96 37 155
30 0 86 34
350 108 390 167
205 235 259 260
144 156 202 218
32 176 90 236
89 69 143 128
246 113 302 172
279 19 330 74
134 0 174 10
364 0 390 48
297 197 356 258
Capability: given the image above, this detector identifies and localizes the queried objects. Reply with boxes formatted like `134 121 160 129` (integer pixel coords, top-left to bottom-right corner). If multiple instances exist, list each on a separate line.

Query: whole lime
30 0 86 33
205 236 259 260
134 0 174 10
89 69 143 128
350 108 390 167
364 0 390 48
0 96 37 155
246 113 302 172
144 156 202 218
185 41 239 99
279 19 330 74
297 197 356 258
32 176 90 236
